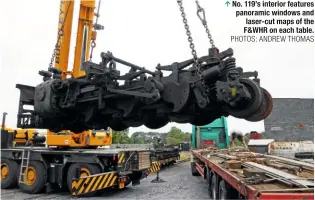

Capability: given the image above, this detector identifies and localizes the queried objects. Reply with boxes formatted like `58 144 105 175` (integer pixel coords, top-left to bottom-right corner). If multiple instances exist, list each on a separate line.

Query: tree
112 128 131 144
166 137 178 145
165 127 192 145
130 131 164 144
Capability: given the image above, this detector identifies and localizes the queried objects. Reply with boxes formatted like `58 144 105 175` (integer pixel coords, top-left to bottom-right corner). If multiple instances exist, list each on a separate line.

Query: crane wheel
18 161 47 194
67 163 101 197
1 159 18 189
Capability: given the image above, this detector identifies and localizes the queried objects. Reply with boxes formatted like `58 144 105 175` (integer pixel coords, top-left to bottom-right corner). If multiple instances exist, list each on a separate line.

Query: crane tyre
67 163 101 197
18 161 46 194
1 159 18 189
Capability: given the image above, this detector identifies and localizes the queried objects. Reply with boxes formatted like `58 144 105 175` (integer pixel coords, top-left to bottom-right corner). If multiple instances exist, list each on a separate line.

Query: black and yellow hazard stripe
118 152 125 164
72 171 117 196
148 161 161 173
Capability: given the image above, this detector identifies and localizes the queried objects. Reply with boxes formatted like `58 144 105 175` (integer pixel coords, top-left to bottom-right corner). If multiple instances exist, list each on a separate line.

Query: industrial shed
264 98 314 142
248 139 275 154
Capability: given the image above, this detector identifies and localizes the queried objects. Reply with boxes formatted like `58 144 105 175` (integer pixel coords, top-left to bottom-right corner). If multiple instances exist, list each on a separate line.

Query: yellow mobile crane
1 0 112 148
1 1 153 197
45 0 111 148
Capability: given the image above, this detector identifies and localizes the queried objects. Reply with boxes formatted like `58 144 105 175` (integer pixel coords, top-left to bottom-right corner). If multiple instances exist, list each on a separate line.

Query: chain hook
197 8 206 25
177 0 210 100
89 0 102 61
195 0 215 48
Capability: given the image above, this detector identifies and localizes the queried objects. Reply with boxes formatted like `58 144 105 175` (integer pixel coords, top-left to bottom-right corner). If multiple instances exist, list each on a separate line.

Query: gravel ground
1 162 210 200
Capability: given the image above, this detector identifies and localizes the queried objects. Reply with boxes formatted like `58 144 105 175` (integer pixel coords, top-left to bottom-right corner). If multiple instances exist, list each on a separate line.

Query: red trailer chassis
191 149 314 200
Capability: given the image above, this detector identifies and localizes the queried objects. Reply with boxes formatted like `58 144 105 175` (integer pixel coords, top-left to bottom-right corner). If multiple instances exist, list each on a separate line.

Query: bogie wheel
189 115 219 126
226 78 263 119
144 118 168 129
110 121 129 131
210 173 218 200
18 161 47 194
245 87 273 122
219 180 239 200
67 163 101 197
1 159 18 189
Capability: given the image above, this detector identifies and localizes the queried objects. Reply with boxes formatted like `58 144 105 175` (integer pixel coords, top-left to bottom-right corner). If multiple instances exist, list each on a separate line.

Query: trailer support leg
151 171 165 183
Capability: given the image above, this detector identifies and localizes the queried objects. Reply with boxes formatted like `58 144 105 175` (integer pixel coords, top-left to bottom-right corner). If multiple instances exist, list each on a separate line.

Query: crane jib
80 26 89 70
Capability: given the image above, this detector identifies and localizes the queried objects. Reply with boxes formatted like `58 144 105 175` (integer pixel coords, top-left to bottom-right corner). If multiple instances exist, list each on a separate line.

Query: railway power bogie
16 48 273 133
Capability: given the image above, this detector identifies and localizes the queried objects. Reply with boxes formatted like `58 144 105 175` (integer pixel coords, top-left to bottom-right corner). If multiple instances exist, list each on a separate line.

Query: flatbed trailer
1 146 154 197
190 148 314 200
151 147 180 166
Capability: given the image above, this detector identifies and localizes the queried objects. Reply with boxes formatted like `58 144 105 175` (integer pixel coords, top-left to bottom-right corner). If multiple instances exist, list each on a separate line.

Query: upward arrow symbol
226 1 231 7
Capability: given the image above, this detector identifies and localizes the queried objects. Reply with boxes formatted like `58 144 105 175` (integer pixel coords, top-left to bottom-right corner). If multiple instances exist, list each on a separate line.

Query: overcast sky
0 0 314 135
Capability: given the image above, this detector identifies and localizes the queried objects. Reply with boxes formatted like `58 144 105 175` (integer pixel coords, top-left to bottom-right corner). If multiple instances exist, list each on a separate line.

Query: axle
16 47 273 133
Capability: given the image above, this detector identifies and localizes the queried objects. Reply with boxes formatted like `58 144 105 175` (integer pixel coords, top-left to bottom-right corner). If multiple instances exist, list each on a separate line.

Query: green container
191 117 229 149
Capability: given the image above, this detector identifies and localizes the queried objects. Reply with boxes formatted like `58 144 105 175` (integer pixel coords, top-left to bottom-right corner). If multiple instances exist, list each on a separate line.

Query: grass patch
179 151 191 160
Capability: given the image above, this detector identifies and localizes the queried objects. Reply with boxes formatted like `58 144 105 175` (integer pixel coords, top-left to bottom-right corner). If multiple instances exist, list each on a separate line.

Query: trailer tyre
219 180 238 200
125 179 132 187
190 162 199 176
18 161 46 194
67 163 101 197
1 159 18 189
210 174 218 200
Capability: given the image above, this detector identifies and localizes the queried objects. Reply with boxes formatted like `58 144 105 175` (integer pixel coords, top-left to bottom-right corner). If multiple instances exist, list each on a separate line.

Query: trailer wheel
219 180 238 200
190 162 199 176
125 179 132 187
206 168 212 194
18 161 46 194
67 163 101 197
210 174 218 200
1 159 18 189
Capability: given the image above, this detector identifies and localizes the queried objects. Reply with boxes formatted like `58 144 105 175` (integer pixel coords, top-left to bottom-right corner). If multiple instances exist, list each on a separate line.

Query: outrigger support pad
151 171 165 183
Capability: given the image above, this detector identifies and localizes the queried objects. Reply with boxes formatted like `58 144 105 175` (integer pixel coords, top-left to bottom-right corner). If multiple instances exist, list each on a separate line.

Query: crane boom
73 0 96 78
54 0 96 79
54 0 74 79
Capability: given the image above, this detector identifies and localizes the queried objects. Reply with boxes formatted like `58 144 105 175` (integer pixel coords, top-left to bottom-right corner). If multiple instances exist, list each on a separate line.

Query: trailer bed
191 148 314 200
2 146 149 154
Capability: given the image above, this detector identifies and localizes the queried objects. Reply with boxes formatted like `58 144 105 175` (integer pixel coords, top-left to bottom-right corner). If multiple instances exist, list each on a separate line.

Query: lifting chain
89 0 102 61
48 1 73 70
176 0 202 78
195 0 215 48
176 0 210 97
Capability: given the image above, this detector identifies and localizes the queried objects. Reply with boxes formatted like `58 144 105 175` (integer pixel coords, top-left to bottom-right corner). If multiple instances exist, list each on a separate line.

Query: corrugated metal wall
264 98 314 142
